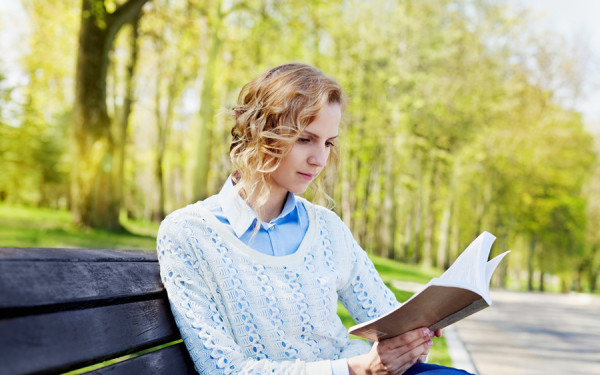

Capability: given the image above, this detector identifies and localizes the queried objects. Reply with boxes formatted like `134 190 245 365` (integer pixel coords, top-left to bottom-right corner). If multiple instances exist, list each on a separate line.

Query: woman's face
268 103 341 199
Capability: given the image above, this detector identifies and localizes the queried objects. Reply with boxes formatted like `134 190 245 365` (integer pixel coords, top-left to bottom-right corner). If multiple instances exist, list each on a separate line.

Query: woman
157 63 473 374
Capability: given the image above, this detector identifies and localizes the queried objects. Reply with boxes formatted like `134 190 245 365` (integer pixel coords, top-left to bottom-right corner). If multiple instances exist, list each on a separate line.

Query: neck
249 190 287 223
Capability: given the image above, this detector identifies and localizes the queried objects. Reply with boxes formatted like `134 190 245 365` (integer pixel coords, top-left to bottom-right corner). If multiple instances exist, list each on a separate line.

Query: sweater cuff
305 360 335 375
331 359 350 375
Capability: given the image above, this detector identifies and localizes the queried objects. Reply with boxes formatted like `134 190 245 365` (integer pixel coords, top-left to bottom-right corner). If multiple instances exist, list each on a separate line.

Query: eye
325 141 335 148
297 137 310 143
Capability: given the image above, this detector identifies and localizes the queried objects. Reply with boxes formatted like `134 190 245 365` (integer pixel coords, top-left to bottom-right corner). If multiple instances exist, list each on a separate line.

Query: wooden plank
90 343 196 375
0 260 164 314
0 298 182 375
0 247 156 261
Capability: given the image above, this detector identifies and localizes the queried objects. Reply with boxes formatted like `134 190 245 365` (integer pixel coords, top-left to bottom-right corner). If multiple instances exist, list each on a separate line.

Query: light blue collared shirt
202 176 309 256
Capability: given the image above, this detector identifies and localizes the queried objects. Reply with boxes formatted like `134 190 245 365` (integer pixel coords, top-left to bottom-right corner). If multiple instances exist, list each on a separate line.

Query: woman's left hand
417 329 443 363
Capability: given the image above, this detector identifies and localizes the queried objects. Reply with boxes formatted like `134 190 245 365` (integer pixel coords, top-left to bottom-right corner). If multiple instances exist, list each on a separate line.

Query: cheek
285 147 305 165
275 153 297 174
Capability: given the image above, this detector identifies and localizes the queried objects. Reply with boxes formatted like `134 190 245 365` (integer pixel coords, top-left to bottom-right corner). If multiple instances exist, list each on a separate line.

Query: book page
434 231 496 304
485 251 510 286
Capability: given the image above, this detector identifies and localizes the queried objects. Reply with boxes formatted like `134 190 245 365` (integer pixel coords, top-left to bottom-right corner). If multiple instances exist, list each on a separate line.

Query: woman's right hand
347 327 434 375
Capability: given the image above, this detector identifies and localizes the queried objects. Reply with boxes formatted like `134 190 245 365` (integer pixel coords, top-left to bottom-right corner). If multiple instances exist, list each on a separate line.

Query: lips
298 172 315 181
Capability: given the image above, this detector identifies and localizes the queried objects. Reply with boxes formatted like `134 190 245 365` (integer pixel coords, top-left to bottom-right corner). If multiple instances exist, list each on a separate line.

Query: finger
384 332 432 360
384 327 433 350
388 338 434 373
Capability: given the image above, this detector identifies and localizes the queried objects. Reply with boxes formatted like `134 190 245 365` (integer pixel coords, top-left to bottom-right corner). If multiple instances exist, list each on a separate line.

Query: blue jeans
404 363 475 374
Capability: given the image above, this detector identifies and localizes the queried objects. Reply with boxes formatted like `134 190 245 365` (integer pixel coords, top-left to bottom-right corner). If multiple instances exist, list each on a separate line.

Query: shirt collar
218 175 302 237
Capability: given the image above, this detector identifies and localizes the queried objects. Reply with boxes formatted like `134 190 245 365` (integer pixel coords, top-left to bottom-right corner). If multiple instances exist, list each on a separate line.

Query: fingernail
427 340 433 347
428 330 435 338
422 328 429 336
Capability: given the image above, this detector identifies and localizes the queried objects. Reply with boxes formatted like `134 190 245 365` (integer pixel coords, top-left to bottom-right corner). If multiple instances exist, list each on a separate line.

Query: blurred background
1 0 599 293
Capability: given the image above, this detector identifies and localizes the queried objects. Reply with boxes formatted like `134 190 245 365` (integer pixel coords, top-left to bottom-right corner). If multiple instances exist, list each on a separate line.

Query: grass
0 204 452 367
0 204 157 250
370 254 443 284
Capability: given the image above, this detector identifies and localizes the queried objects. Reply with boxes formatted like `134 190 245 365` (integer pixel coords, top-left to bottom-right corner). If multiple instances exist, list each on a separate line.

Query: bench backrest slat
1 299 180 374
0 260 164 315
0 248 196 375
89 342 196 375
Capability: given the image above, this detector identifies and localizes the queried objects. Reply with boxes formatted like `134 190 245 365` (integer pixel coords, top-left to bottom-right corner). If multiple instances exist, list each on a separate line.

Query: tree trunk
437 194 452 269
437 157 460 270
422 172 432 267
574 263 585 293
527 235 537 291
359 163 373 251
366 165 381 255
589 245 599 292
387 160 398 260
423 159 440 267
193 1 222 201
413 151 423 264
340 155 352 228
403 210 412 262
590 268 599 293
153 50 178 221
71 0 148 229
449 185 460 267
497 231 509 288
153 71 165 221
117 12 141 220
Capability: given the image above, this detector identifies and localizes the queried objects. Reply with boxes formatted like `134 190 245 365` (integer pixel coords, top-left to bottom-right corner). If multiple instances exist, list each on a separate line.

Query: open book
348 231 509 341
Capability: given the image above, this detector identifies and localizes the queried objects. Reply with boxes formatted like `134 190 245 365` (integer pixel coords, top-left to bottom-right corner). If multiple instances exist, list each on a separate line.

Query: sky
1 0 599 129
0 1 29 87
512 0 600 132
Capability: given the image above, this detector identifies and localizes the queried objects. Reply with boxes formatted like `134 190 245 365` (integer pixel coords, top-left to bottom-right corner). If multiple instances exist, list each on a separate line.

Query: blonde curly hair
230 62 345 213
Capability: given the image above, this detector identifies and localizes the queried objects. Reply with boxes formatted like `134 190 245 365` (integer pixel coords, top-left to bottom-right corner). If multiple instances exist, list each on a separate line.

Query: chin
289 185 310 195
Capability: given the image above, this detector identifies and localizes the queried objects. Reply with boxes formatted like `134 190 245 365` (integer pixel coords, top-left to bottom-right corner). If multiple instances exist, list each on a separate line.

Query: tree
71 0 149 229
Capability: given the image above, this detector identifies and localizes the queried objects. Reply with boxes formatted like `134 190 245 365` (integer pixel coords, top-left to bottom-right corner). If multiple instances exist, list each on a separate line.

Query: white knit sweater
157 198 400 374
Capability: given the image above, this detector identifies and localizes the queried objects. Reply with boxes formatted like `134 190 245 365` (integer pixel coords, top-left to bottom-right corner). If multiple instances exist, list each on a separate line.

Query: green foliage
0 0 77 206
0 110 69 206
2 0 599 290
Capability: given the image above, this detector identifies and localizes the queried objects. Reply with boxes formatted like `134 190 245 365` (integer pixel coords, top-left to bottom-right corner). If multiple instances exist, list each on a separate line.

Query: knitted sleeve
337 221 401 325
157 214 333 375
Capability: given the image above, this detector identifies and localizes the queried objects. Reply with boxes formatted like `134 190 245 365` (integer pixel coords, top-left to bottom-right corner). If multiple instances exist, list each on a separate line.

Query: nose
308 144 329 167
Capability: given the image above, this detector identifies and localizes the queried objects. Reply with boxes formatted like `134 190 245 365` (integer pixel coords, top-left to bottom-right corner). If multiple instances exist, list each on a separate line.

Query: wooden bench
0 247 196 375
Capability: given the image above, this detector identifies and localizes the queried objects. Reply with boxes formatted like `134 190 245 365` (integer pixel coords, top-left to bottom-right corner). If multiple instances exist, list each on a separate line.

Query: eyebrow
302 130 339 140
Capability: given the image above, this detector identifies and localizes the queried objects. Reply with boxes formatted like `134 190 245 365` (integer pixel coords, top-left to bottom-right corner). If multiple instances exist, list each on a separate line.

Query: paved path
453 290 600 375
